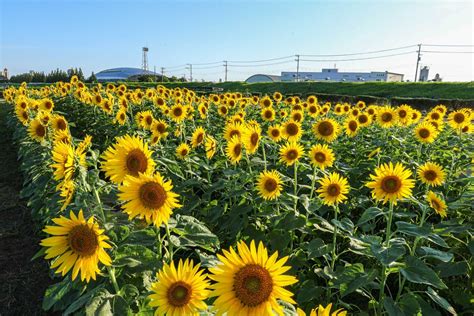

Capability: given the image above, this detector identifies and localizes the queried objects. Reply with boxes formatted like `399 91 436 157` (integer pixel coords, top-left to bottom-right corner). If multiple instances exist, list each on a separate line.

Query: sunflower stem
91 185 106 224
245 152 253 173
293 162 298 213
309 166 318 200
262 140 267 171
330 204 339 270
107 266 120 294
379 201 395 314
165 224 174 262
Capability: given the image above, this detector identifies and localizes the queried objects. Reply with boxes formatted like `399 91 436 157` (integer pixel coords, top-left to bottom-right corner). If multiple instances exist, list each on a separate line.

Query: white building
281 68 404 82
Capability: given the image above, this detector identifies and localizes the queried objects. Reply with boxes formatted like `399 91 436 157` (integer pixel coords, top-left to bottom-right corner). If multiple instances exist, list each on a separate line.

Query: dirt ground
0 105 54 315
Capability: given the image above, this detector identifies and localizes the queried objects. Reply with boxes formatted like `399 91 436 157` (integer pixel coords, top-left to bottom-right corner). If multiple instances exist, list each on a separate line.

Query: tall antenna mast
142 47 149 71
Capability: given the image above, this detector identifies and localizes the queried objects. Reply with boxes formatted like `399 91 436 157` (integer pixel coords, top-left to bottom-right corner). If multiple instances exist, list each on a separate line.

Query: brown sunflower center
139 182 167 209
286 123 299 136
423 170 437 181
36 124 46 137
314 152 326 163
309 106 317 114
381 112 392 122
180 149 189 156
145 116 153 125
173 107 183 117
318 121 334 136
271 129 280 137
286 149 298 160
348 121 358 132
233 143 242 156
263 99 271 107
453 113 465 124
358 115 368 124
234 264 273 307
56 118 67 130
45 101 53 110
431 199 441 211
381 176 402 193
167 281 192 307
196 133 204 144
418 128 430 139
398 110 407 118
22 112 28 120
126 149 148 176
327 184 341 197
264 178 278 192
293 113 302 121
68 224 99 257
264 110 273 119
430 113 439 120
250 133 259 146
157 123 166 133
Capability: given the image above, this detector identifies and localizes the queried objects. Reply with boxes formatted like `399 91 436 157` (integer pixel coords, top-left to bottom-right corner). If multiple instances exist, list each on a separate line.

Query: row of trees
8 68 97 83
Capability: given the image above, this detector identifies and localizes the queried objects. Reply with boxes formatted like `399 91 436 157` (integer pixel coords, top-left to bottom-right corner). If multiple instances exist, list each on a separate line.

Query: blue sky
1 0 473 81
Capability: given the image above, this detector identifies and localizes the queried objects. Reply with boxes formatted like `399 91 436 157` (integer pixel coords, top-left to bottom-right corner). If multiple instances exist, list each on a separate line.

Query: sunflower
313 118 340 143
273 92 283 102
307 95 318 105
205 135 217 159
427 110 443 122
101 135 155 184
448 109 470 129
148 259 210 316
356 113 371 127
376 106 398 128
218 105 229 117
344 117 359 137
366 162 415 205
198 103 208 119
418 162 446 187
257 170 283 200
176 143 191 160
411 110 422 124
151 119 169 139
291 110 304 123
282 119 303 141
226 136 243 164
40 210 112 282
209 240 297 316
261 107 275 121
51 115 68 132
39 98 54 112
260 96 273 108
191 127 206 148
28 118 48 142
414 122 439 143
242 123 261 154
118 172 181 227
115 109 127 125
58 180 75 211
51 141 82 182
309 144 335 170
54 129 72 144
170 104 187 122
308 303 348 316
279 142 304 166
15 107 29 125
267 125 283 142
224 122 243 141
317 172 350 205
396 105 413 126
426 191 447 218
307 104 319 118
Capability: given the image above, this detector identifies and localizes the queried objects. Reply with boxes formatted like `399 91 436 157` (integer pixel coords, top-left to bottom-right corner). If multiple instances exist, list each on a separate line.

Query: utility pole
295 54 300 82
223 61 228 82
186 64 193 82
414 44 422 82
161 67 165 82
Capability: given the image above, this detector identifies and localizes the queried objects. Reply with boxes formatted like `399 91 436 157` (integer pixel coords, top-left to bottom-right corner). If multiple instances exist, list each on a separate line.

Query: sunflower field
2 77 473 316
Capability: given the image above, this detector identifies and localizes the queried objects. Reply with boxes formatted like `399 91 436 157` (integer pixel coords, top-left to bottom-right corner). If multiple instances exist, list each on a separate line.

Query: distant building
281 68 404 82
95 67 156 82
419 66 429 82
0 68 8 82
245 74 281 83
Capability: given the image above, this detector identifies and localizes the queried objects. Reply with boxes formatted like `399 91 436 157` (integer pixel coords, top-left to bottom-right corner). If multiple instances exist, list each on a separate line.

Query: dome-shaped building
245 74 281 83
95 67 156 82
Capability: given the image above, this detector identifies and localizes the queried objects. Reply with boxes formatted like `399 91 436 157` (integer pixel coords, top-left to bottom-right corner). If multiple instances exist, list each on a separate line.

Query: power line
228 55 294 63
227 60 294 67
192 64 223 70
422 44 474 47
300 51 415 62
300 45 417 57
421 50 474 54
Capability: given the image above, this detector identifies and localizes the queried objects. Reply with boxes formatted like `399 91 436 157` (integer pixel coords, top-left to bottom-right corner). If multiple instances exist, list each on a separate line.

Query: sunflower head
40 210 112 282
344 117 359 137
257 170 283 200
101 135 155 184
242 123 261 154
148 259 210 315
118 172 181 227
366 162 415 205
205 135 218 159
317 172 350 205
226 136 243 165
267 125 283 142
28 118 48 142
376 106 398 128
426 191 447 218
313 118 340 142
414 122 439 143
309 303 348 316
176 143 191 160
209 240 297 316
282 119 302 141
279 142 304 166
310 143 335 170
418 162 445 187
191 127 206 148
